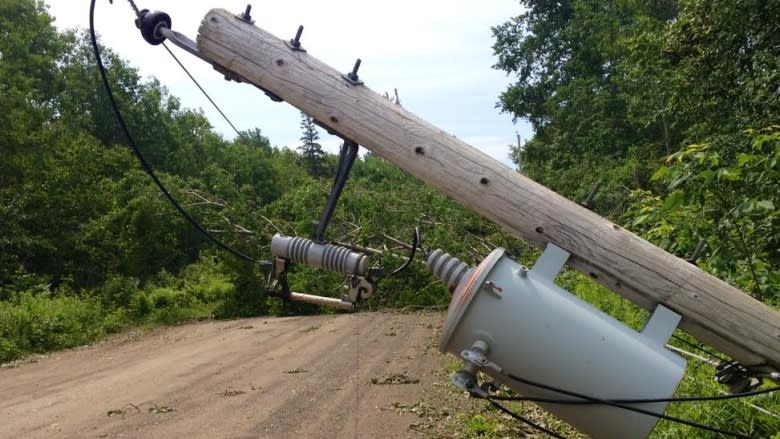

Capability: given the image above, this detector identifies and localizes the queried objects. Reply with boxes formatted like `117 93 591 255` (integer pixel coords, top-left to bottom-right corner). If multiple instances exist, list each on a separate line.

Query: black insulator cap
137 10 172 46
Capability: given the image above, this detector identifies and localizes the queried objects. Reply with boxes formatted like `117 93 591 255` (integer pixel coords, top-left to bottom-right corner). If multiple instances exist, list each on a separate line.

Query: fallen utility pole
195 9 780 371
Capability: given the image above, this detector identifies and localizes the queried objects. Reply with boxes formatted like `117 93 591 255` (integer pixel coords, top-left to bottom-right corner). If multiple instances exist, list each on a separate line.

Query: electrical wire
489 385 780 404
123 0 241 136
502 372 754 439
672 334 730 363
161 42 241 137
668 345 780 420
486 398 569 439
125 0 141 17
89 0 256 263
666 343 721 366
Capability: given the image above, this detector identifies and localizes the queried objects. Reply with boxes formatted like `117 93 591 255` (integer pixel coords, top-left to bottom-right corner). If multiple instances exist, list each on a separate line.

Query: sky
47 0 529 168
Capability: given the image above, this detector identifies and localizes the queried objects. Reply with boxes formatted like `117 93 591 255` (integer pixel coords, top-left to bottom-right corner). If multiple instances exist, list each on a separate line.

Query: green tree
625 127 780 302
492 1 680 214
298 112 324 178
0 0 66 179
493 0 778 218
662 0 780 142
0 0 69 285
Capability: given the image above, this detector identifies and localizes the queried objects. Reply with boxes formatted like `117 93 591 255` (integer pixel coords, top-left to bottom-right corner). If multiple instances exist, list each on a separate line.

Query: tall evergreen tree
298 112 324 178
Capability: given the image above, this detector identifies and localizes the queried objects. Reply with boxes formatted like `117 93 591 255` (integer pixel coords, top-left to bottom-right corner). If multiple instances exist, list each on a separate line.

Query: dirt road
0 312 452 439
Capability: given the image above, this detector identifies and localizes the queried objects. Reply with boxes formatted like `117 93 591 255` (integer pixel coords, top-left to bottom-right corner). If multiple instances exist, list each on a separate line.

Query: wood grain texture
197 9 780 370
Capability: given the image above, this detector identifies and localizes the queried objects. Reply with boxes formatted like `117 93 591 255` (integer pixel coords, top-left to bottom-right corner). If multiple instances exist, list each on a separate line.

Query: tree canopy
493 0 779 302
494 0 778 214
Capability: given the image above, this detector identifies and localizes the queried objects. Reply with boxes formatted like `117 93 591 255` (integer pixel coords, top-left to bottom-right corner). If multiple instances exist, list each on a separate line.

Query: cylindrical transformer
439 244 686 439
270 234 369 276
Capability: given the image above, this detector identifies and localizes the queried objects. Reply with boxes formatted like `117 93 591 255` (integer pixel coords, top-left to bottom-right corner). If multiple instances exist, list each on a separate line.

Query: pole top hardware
135 9 171 45
286 25 307 52
237 4 255 24
343 58 364 86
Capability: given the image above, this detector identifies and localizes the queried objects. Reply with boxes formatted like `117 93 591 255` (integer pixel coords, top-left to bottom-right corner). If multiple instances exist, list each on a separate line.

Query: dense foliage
493 0 779 299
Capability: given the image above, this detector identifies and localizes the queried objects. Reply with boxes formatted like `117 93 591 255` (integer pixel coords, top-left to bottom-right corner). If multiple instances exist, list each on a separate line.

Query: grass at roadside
0 258 235 364
0 289 222 364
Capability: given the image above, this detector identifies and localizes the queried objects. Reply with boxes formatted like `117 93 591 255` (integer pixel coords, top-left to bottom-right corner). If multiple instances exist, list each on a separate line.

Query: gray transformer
434 244 686 439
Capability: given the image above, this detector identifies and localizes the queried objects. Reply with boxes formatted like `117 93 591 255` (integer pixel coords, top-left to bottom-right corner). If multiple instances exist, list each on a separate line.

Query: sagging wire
672 333 730 364
501 372 755 439
669 345 780 420
473 375 774 439
489 385 780 405
669 336 777 395
666 343 721 366
121 0 241 136
388 227 420 276
486 398 569 439
89 0 256 263
161 43 241 137
482 361 779 438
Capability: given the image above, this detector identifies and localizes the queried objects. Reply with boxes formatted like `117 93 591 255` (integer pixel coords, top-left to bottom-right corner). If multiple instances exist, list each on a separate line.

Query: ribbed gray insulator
425 249 471 290
270 234 369 276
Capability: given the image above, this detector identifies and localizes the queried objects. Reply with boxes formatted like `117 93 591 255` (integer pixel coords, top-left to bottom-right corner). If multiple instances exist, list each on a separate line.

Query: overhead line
162 42 242 137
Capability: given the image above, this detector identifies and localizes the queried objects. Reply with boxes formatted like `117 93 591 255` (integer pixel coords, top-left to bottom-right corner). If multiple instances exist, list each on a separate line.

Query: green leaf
669 174 689 189
651 166 670 181
737 153 753 167
756 200 775 210
718 168 740 181
631 214 649 227
662 191 685 213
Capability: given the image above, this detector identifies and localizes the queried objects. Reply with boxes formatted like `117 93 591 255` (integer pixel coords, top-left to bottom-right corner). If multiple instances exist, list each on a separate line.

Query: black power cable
486 397 569 439
672 334 730 363
89 0 256 263
503 372 754 439
490 385 780 405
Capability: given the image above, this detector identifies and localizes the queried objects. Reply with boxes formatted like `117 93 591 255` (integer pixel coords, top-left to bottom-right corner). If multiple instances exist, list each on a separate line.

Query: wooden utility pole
196 9 780 371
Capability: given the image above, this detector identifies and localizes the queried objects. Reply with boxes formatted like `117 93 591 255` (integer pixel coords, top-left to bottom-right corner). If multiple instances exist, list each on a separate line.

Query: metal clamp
716 361 763 393
460 347 504 374
343 275 376 302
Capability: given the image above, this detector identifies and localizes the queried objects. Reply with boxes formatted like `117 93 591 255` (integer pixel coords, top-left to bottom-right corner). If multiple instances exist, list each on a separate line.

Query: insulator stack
271 234 369 276
425 249 471 291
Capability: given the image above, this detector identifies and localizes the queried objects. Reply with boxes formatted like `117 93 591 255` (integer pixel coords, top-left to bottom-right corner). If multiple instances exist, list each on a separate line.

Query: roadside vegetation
1 0 778 437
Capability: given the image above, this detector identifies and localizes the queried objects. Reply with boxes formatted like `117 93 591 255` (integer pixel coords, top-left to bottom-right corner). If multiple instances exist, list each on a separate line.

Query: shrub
0 292 108 362
101 276 140 308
